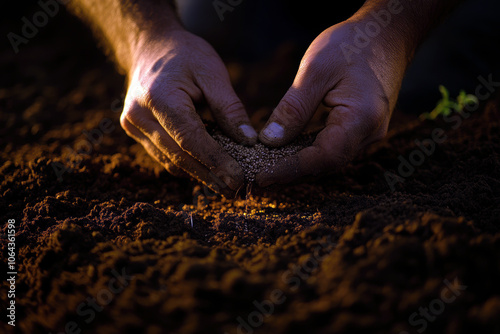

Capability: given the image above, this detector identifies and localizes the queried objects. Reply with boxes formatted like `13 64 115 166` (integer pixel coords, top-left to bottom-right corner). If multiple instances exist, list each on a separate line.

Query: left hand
256 19 408 187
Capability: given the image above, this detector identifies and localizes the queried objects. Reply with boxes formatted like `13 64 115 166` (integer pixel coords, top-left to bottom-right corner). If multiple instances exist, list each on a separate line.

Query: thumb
259 82 325 147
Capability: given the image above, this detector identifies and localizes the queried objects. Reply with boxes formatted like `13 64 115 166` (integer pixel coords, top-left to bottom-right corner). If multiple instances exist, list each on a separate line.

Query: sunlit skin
69 0 461 195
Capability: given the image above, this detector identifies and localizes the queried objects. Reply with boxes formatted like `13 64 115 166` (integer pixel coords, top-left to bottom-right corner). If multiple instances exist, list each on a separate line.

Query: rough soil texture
1 6 500 334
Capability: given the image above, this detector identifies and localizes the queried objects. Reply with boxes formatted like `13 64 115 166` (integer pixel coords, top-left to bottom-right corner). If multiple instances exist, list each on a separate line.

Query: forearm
351 0 463 62
67 0 181 73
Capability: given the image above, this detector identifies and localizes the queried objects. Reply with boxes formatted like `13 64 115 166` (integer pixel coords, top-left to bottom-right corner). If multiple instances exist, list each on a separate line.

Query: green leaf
419 85 477 121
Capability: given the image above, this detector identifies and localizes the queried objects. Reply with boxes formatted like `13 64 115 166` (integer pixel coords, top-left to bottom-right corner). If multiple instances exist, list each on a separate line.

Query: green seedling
419 85 478 121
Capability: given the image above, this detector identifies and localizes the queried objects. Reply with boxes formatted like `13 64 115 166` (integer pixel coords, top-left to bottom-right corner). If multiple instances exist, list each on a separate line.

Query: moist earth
1 6 500 334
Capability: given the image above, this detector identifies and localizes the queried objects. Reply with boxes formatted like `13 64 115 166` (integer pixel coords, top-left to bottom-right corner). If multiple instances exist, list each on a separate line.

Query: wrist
349 0 462 62
130 27 183 71
123 3 185 76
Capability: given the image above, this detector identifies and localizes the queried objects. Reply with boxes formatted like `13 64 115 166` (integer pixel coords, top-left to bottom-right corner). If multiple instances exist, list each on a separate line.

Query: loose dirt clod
213 131 315 183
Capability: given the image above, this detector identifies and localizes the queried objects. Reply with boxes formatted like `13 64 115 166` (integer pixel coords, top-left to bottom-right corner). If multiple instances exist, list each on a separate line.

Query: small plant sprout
419 85 478 120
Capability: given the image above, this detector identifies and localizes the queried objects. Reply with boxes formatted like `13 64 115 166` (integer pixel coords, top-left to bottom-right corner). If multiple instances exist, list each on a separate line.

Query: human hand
120 29 257 196
256 19 409 187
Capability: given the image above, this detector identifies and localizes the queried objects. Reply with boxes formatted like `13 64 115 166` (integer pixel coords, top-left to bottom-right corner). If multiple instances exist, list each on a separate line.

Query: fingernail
261 122 284 141
239 124 257 140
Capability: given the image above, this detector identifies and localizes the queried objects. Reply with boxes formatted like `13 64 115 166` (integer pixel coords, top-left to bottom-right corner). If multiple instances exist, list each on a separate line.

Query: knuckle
218 99 245 119
140 87 173 114
141 89 158 112
279 94 310 124
298 56 324 77
120 114 132 133
120 104 140 133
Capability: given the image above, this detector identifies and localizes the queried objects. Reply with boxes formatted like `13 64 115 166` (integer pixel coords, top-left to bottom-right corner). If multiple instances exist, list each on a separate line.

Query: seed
212 130 315 183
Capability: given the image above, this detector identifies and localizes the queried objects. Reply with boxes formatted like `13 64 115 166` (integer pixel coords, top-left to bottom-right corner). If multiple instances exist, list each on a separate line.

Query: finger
142 89 244 191
259 65 328 147
256 129 350 188
256 104 384 187
121 104 236 196
195 67 257 146
120 118 187 177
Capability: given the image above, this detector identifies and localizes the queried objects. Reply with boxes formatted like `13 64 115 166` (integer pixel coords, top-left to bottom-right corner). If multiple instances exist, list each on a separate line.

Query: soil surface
1 5 500 334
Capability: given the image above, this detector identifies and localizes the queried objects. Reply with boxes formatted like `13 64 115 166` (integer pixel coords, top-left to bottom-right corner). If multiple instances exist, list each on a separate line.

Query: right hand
120 28 257 196
256 19 408 187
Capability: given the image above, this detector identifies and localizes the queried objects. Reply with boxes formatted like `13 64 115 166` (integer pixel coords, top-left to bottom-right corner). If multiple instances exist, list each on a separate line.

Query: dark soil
1 5 500 334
